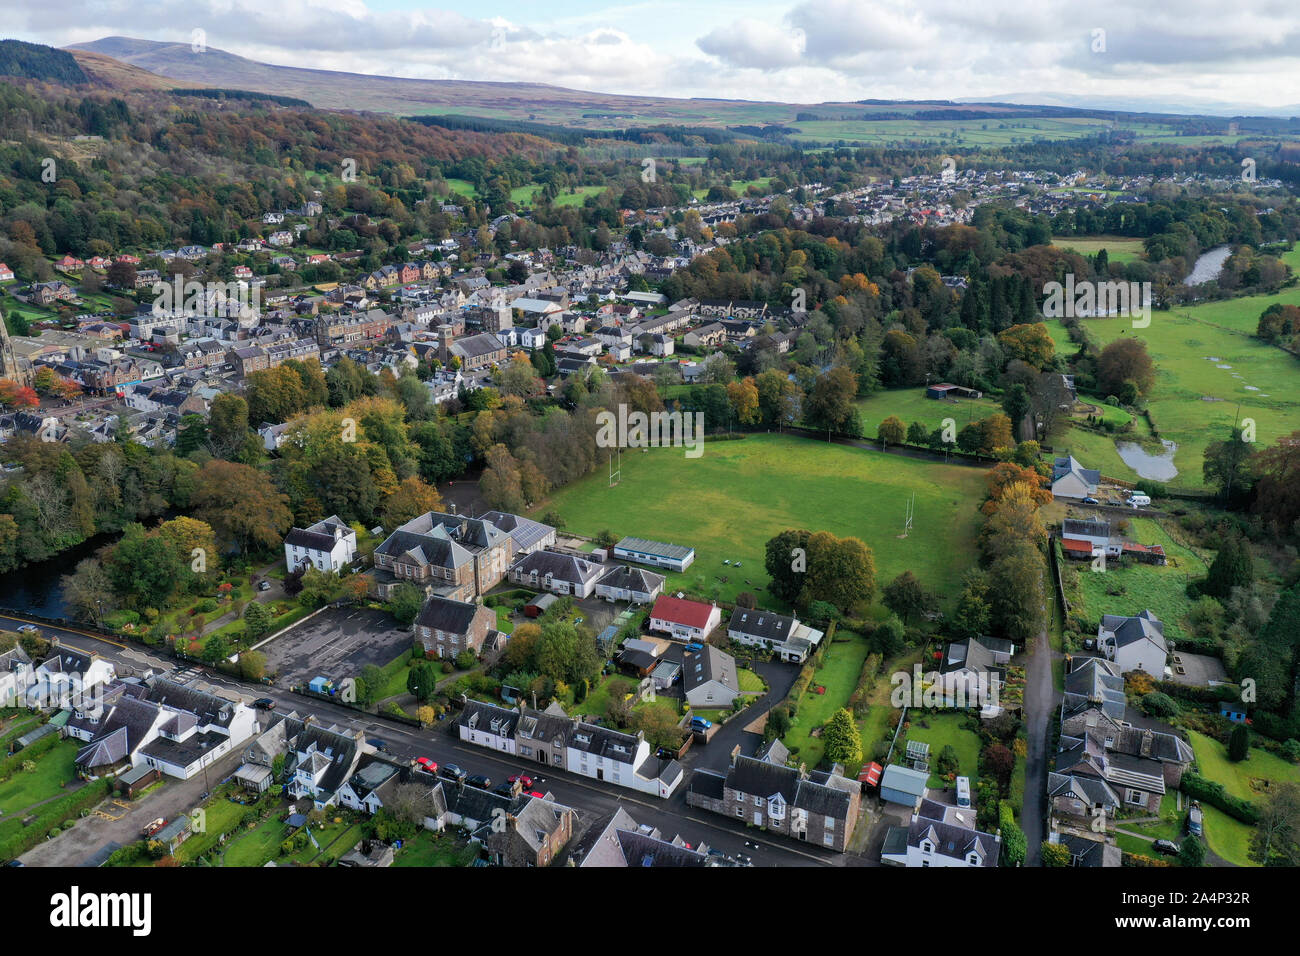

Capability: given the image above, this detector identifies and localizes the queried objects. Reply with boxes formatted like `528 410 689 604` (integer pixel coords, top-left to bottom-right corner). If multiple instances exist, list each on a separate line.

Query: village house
371 510 515 602
413 595 498 661
648 594 721 642
508 550 603 599
726 607 824 663
686 751 860 852
283 515 357 573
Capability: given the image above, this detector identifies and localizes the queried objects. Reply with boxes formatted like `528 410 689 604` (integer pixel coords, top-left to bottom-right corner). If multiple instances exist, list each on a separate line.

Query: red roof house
648 595 721 642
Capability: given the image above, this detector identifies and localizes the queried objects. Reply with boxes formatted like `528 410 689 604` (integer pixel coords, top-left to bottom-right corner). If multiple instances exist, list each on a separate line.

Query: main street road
1 613 847 867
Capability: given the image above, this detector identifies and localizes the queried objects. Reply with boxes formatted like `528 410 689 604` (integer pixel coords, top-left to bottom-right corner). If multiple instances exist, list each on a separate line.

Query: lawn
782 635 870 771
570 673 637 720
737 668 765 693
531 433 986 610
1043 282 1300 487
903 711 983 789
855 387 1003 438
174 794 248 862
0 740 79 816
1069 517 1209 640
222 816 291 867
1051 236 1147 264
393 829 478 867
1189 730 1300 802
1200 804 1256 867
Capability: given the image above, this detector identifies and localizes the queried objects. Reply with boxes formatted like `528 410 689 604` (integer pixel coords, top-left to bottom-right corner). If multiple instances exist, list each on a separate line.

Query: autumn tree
191 460 292 553
1096 337 1156 398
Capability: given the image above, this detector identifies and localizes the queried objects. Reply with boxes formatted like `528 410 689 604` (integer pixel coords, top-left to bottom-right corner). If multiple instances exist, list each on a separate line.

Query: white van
1129 493 1151 508
956 776 971 808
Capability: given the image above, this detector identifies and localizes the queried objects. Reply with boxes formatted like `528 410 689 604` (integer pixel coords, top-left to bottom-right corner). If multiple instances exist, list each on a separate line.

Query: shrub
1180 771 1259 825
1228 724 1250 761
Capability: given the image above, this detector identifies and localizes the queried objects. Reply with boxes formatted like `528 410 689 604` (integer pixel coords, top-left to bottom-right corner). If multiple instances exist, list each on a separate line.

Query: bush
1228 724 1250 761
1180 771 1259 825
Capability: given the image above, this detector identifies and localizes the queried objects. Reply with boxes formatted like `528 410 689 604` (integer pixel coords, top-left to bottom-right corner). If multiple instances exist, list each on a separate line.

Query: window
735 806 745 818
1126 789 1145 805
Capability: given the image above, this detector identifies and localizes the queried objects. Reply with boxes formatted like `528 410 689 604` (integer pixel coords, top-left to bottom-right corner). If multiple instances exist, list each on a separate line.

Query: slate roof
509 550 602 588
144 679 239 729
682 645 739 695
414 595 482 634
728 607 796 641
907 806 1000 867
568 722 641 765
595 564 665 594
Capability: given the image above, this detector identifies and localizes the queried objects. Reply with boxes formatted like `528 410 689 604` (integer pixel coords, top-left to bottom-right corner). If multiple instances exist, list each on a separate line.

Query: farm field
1045 285 1300 486
1051 236 1147 264
531 433 986 609
785 116 1157 147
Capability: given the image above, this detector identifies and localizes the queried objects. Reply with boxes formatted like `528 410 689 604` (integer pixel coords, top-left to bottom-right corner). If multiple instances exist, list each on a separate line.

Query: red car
415 757 438 774
508 773 533 788
526 791 545 799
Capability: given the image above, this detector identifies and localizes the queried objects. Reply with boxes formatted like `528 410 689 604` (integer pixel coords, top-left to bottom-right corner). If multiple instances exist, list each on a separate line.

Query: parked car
690 717 713 731
1081 496 1099 505
1152 839 1180 856
439 764 466 783
1188 801 1203 836
493 782 516 797
257 580 273 591
16 624 39 634
415 757 438 774
366 738 387 752
507 773 533 788
466 774 491 790
655 746 677 760
141 818 166 838
252 697 275 710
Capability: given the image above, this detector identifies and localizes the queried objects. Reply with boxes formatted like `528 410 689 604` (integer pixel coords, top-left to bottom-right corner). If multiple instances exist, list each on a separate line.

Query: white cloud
6 0 1300 109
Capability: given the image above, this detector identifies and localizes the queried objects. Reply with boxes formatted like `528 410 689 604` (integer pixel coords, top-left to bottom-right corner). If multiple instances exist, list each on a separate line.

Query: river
1183 245 1232 286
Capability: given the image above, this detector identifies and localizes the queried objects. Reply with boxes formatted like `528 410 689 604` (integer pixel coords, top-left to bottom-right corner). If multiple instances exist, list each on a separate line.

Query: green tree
999 804 1026 866
243 601 272 639
1228 723 1250 762
1040 841 1071 866
882 570 937 624
388 582 425 625
1203 536 1253 601
820 708 862 765
1178 835 1205 868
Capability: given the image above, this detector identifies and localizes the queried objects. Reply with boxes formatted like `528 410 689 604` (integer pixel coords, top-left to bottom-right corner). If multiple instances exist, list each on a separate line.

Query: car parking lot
259 605 413 687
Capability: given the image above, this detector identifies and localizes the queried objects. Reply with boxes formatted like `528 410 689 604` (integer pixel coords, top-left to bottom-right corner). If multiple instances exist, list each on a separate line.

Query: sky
5 0 1300 112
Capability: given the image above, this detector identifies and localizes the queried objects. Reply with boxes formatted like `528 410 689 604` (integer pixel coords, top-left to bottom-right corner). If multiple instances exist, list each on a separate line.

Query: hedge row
0 730 59 782
1180 771 1260 825
0 779 111 862
847 653 882 718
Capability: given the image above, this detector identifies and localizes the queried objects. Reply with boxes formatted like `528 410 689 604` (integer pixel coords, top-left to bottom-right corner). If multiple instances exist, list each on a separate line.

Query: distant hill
69 48 197 91
0 38 87 84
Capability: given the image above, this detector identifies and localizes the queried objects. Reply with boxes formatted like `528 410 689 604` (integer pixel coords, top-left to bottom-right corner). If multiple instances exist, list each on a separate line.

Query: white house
1097 610 1168 675
594 565 665 604
727 607 825 663
648 595 721 642
682 644 740 709
882 799 1000 868
520 327 548 350
1052 455 1100 499
284 515 357 573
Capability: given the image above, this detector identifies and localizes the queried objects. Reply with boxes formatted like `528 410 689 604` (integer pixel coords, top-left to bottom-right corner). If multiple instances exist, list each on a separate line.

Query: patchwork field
532 433 986 609
1046 286 1300 486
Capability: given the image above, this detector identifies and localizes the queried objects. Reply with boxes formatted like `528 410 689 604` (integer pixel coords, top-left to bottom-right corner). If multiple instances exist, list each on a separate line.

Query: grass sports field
531 432 985 610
